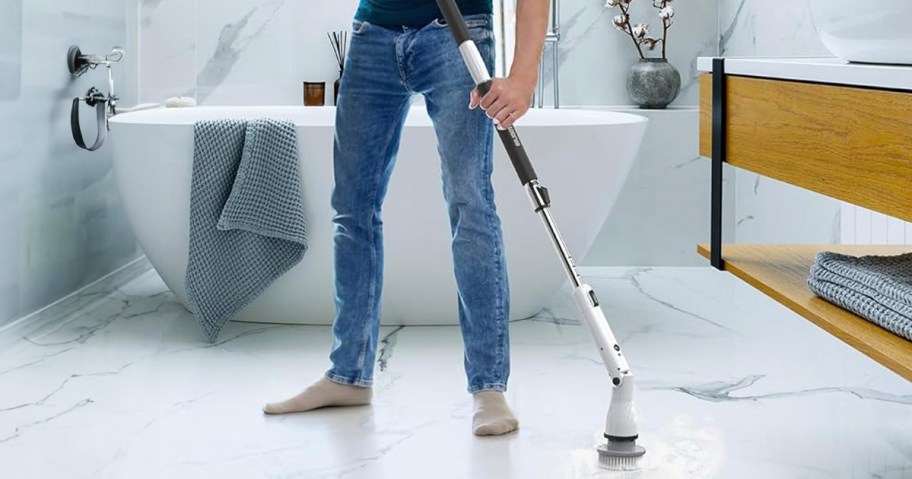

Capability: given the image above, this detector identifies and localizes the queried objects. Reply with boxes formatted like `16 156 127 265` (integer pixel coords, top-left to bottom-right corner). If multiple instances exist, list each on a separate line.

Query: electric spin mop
435 0 646 471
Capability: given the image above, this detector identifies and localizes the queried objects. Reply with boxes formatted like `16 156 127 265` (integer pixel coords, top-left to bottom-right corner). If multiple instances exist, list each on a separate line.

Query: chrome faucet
534 0 560 108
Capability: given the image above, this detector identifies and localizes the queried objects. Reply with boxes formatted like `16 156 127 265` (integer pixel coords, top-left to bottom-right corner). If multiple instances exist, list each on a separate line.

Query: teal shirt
355 0 493 27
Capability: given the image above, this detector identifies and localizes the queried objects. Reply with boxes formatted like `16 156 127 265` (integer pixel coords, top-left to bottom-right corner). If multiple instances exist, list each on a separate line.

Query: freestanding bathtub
109 106 646 325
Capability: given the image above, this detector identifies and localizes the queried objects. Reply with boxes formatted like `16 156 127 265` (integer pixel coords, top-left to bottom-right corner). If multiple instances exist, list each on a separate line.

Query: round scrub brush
598 438 646 471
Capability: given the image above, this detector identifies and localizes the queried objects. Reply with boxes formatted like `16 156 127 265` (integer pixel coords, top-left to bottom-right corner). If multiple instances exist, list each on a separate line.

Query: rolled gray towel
808 274 912 341
815 251 912 307
807 251 912 342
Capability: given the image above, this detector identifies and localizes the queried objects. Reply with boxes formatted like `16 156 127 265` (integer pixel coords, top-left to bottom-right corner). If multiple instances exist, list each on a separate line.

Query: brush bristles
600 454 643 471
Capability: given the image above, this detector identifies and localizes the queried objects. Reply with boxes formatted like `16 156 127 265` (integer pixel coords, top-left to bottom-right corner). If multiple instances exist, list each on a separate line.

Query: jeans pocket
352 19 370 35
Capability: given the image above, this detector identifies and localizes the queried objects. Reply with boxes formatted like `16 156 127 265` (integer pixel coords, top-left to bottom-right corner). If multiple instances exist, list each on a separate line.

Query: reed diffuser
327 31 348 106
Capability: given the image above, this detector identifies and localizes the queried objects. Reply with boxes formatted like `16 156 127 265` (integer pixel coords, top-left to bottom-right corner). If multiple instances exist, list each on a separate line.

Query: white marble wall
140 0 361 106
0 0 141 328
584 108 734 266
717 0 912 244
718 0 829 57
140 0 717 107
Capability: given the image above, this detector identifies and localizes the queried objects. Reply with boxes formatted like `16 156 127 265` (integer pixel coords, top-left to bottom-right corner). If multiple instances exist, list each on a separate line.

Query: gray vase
626 58 681 109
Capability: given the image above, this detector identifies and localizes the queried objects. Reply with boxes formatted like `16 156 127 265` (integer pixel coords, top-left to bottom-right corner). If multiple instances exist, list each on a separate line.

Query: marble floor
1 265 910 479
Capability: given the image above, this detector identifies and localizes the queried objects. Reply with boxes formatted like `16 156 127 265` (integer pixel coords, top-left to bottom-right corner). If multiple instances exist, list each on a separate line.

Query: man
264 0 549 437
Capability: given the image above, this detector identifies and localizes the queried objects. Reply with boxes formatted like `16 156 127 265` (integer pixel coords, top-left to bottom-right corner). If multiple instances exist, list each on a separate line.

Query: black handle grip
476 80 538 185
435 0 540 186
435 0 472 45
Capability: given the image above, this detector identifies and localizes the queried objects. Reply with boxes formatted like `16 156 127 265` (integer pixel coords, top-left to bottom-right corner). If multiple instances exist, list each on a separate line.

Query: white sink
809 0 912 65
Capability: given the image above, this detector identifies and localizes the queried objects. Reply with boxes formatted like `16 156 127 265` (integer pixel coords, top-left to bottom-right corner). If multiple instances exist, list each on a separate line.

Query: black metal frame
711 58 727 270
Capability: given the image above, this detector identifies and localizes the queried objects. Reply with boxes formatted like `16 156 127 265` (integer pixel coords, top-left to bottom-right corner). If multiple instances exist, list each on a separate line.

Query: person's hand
469 75 536 130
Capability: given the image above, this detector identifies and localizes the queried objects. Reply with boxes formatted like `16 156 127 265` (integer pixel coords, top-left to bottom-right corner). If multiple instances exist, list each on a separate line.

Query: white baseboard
0 256 153 335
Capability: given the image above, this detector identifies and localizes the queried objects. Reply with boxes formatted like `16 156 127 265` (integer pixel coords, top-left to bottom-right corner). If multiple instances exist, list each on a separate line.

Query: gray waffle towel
807 251 912 341
185 119 308 342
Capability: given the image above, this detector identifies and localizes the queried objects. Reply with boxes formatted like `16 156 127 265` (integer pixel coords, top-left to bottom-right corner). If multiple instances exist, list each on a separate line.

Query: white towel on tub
185 118 308 343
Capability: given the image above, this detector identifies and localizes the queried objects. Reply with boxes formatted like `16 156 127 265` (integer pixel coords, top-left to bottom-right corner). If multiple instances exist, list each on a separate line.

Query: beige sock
263 377 373 414
472 391 519 436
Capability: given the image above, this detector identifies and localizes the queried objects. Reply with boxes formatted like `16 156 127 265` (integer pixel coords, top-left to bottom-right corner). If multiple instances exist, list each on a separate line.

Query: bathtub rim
109 105 648 129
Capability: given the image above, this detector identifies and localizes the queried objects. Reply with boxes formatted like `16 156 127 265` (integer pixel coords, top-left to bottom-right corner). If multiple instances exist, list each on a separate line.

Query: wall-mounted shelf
697 244 912 381
698 57 912 382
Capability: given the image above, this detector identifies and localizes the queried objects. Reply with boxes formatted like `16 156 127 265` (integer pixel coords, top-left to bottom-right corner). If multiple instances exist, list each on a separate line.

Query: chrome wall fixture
68 45 123 151
534 0 560 108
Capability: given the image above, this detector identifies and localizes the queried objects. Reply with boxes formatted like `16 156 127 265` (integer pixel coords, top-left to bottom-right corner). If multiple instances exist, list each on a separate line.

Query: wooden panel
697 243 912 382
699 74 712 158
698 74 912 223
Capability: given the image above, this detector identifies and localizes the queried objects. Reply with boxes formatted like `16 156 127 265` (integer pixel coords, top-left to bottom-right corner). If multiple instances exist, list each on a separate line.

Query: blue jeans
326 14 510 394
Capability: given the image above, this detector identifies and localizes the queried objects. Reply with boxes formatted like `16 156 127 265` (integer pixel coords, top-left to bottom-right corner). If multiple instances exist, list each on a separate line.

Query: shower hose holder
68 45 123 151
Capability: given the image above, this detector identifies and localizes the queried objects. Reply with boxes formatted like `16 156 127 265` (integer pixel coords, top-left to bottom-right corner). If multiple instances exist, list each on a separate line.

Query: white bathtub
109 106 646 325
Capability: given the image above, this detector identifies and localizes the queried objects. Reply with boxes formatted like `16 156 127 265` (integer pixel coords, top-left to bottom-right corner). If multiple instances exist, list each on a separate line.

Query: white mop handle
458 41 491 86
573 284 632 382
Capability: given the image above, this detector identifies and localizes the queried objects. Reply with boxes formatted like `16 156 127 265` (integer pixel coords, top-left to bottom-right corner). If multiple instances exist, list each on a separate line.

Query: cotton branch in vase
606 0 675 59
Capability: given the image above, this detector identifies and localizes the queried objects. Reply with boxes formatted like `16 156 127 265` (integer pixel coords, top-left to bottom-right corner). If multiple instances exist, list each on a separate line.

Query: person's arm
469 0 550 130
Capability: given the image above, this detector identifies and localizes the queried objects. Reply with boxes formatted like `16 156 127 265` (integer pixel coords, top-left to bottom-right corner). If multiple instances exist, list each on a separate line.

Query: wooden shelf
697 243 912 381
699 74 912 224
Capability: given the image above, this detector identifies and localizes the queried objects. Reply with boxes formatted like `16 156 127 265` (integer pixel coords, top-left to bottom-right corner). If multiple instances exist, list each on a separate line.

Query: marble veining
3 266 908 478
679 38 719 101
646 374 912 404
525 306 582 326
622 268 737 333
194 0 287 103
0 398 94 445
718 0 748 55
141 0 166 27
0 347 74 377
674 156 702 170
1 361 135 415
736 215 754 228
718 0 829 58
554 6 608 74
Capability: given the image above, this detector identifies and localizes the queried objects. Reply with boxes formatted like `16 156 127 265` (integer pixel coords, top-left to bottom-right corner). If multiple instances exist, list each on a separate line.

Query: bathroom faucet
534 0 560 108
